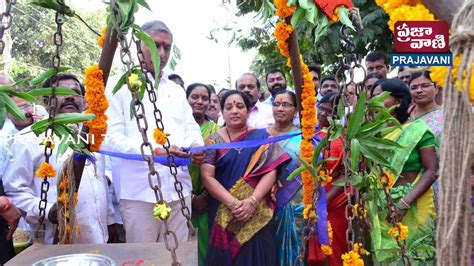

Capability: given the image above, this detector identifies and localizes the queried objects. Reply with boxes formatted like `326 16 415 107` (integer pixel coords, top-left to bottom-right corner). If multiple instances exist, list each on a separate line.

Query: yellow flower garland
388 222 409 241
153 128 168 146
84 64 109 152
35 162 57 178
274 0 317 220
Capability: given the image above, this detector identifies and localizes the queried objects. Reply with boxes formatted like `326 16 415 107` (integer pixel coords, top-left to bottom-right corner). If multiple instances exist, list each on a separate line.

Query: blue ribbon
188 131 302 153
99 130 304 166
316 186 329 245
98 150 191 165
73 152 97 163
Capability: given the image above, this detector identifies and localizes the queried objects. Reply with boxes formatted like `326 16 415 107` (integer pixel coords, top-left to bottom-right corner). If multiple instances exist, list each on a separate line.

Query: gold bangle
249 196 259 207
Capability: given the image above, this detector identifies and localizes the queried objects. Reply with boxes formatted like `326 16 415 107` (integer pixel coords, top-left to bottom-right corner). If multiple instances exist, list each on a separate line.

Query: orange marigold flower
353 243 370 255
58 192 69 205
341 250 364 266
274 0 296 18
378 171 395 189
59 178 69 190
353 203 367 218
388 222 409 241
277 40 290 57
274 22 294 41
318 170 333 186
97 26 107 48
330 6 341 23
36 162 57 178
321 244 333 255
153 128 168 146
328 221 333 243
303 204 316 219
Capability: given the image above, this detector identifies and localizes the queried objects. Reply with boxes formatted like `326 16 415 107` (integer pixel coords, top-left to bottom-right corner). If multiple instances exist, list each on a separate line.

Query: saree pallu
205 129 291 265
189 120 220 266
368 120 436 265
274 130 304 266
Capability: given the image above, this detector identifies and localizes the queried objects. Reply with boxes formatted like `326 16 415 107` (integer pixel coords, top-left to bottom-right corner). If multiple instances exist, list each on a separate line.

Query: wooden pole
286 17 303 118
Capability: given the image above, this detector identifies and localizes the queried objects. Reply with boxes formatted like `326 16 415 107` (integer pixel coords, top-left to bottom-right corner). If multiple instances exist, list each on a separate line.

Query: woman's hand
0 197 21 240
232 199 256 222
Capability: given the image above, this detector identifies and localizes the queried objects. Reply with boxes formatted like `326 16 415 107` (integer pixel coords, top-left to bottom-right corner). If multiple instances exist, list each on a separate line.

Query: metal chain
383 185 411 265
133 34 194 235
36 1 65 241
294 183 321 266
110 4 180 265
0 0 16 55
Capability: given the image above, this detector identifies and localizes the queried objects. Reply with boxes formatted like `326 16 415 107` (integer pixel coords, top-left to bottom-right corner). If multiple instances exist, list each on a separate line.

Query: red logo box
394 21 450 53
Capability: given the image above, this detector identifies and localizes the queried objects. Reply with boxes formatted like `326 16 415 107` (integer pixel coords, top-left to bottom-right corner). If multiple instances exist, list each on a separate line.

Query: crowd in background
0 20 443 266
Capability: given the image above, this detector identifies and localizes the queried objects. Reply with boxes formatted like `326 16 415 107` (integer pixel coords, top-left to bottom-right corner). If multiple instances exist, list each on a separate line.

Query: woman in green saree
368 78 438 265
186 83 220 265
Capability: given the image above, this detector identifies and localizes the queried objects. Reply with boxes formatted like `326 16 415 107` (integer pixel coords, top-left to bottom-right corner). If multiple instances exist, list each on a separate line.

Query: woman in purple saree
201 90 290 265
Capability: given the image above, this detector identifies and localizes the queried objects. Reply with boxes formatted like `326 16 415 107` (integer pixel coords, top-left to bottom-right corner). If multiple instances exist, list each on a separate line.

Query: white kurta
2 128 114 244
103 73 203 203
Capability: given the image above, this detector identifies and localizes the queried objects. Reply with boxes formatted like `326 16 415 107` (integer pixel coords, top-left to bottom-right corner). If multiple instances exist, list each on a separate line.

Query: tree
9 1 106 82
235 0 393 80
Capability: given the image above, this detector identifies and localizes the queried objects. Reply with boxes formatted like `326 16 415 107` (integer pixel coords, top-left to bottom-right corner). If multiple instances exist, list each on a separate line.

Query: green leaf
295 154 318 181
338 7 356 31
31 119 50 135
0 97 6 129
30 67 71 86
317 157 338 166
112 72 129 95
136 0 151 11
54 124 72 157
291 8 306 27
304 2 318 25
359 136 402 150
31 113 95 135
359 143 390 167
346 90 367 140
312 136 328 167
332 177 346 186
53 113 95 125
329 125 343 141
287 166 305 181
368 91 390 108
0 94 26 121
298 0 311 9
350 139 361 172
28 87 79 97
0 87 37 103
314 16 329 44
133 26 161 90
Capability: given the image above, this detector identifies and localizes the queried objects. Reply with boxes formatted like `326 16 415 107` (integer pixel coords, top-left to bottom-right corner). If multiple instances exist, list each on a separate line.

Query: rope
57 156 77 244
436 0 474 265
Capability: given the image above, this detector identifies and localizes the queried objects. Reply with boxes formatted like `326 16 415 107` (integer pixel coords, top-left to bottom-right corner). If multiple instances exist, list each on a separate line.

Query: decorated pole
286 17 303 114
72 27 118 191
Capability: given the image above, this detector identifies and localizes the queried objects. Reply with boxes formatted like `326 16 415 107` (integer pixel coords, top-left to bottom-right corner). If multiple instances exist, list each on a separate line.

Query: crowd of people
0 20 444 266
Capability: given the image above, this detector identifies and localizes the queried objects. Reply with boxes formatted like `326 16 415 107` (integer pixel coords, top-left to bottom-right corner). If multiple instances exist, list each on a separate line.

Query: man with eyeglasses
236 72 274 128
365 51 389 78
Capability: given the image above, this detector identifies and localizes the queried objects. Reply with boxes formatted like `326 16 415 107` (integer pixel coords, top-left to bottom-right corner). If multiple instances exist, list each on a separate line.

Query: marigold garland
388 222 409 241
84 64 109 152
430 57 474 103
274 0 296 18
35 162 57 178
153 128 168 146
97 26 107 48
321 244 333 255
375 0 421 14
353 203 367 218
274 0 317 220
377 171 395 189
341 250 364 266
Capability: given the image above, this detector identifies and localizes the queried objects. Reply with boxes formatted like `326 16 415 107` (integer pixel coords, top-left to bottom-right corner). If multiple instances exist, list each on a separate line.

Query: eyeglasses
410 83 434 91
272 102 295 108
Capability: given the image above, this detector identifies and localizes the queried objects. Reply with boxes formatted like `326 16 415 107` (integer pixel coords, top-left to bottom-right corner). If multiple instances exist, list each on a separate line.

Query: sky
73 0 257 91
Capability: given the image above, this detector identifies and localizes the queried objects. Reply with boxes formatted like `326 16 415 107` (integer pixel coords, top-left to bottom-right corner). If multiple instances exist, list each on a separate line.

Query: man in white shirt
103 20 204 243
3 73 115 245
235 73 274 128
